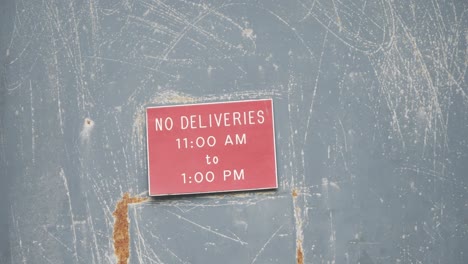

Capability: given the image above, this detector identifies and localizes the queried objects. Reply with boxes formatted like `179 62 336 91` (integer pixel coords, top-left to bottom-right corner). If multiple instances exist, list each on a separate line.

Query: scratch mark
251 224 284 264
299 0 317 22
242 28 255 40
30 80 35 165
84 55 177 78
167 210 248 245
11 207 27 263
85 192 102 264
148 231 185 263
338 118 348 152
331 0 342 32
59 168 79 263
43 227 77 255
113 193 148 264
303 28 328 145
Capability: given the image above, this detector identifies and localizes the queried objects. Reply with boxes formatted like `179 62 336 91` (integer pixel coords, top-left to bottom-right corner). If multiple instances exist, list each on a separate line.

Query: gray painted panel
1 0 467 263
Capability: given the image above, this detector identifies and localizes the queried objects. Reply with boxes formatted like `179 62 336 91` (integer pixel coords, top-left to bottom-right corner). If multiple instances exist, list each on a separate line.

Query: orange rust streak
292 189 298 197
296 243 304 264
113 193 148 264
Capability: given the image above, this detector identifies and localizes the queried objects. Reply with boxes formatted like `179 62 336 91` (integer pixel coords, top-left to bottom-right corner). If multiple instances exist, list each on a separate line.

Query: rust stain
113 193 148 264
292 189 298 197
293 188 304 264
296 241 304 264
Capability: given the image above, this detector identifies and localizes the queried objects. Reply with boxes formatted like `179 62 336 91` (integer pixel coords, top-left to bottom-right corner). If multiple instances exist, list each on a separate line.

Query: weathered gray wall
1 0 467 263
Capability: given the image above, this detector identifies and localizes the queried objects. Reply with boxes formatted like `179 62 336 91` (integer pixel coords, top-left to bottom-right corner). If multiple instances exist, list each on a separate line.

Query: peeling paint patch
241 28 255 39
112 193 148 264
79 118 95 144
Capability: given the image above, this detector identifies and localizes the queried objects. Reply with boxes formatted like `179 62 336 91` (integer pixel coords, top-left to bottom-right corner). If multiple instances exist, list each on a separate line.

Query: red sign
146 99 277 196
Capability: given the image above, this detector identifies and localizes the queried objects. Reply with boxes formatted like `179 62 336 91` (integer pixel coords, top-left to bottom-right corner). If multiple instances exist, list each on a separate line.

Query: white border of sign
146 98 278 196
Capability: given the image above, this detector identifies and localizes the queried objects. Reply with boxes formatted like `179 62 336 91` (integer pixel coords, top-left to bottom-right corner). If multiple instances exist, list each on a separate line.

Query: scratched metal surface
1 0 468 263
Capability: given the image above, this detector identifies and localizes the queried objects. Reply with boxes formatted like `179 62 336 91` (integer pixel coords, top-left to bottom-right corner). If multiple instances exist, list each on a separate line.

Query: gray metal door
1 0 467 263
